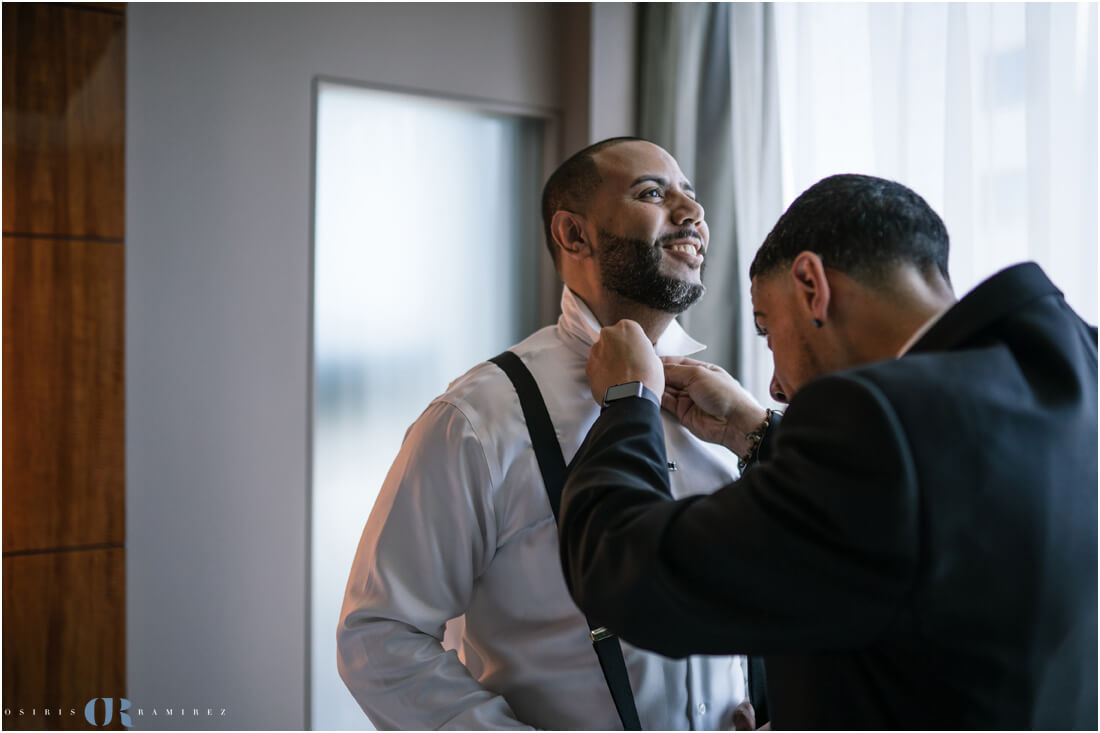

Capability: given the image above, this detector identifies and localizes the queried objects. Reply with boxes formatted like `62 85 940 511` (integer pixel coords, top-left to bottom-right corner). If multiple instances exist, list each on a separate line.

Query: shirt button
697 703 707 715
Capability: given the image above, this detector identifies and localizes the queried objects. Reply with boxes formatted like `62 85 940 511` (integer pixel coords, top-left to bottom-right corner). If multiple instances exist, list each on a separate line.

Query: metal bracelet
737 408 774 472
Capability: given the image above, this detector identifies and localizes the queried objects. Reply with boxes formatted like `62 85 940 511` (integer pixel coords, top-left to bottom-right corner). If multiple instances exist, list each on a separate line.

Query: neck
575 289 677 344
844 270 956 361
860 302 948 360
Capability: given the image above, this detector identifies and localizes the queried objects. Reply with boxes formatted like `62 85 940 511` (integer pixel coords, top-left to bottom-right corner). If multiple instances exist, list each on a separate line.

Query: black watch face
605 382 642 403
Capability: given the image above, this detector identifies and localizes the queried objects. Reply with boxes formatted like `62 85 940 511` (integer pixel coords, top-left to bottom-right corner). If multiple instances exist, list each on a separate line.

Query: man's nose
671 191 704 227
769 373 788 404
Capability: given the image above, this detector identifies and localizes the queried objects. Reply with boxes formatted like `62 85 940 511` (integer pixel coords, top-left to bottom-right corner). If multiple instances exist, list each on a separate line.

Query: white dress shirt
338 287 749 730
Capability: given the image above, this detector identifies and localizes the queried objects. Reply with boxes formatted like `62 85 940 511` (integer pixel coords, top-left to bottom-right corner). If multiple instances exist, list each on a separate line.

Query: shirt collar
897 308 949 357
557 286 708 359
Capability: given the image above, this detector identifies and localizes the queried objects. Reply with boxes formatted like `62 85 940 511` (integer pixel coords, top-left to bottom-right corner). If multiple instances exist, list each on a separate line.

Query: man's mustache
657 229 705 246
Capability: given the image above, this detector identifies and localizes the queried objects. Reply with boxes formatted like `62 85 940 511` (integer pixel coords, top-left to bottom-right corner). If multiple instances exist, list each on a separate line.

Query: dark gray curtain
637 3 782 391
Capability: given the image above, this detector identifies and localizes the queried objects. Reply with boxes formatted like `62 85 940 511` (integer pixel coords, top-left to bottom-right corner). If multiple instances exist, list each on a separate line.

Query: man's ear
789 251 830 324
550 210 593 262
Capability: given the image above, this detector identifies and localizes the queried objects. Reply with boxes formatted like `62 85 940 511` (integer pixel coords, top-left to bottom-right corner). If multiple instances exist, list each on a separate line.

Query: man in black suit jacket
557 173 1098 729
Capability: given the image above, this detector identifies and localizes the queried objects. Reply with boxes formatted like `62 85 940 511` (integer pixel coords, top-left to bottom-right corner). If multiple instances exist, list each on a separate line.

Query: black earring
812 318 823 328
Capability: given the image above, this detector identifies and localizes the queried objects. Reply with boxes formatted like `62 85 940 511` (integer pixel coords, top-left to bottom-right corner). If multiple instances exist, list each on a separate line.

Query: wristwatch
602 381 645 406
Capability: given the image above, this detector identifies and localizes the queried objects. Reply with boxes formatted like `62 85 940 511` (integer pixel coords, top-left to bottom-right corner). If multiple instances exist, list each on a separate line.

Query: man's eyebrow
630 175 696 194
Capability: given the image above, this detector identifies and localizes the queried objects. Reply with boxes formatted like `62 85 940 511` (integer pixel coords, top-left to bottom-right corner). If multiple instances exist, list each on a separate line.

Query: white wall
125 4 640 729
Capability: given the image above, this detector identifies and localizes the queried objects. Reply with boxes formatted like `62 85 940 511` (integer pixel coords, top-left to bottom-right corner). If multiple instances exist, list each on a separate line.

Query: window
310 81 544 729
775 3 1097 322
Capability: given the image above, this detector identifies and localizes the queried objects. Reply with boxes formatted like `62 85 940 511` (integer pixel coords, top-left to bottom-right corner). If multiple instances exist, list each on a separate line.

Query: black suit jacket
558 263 1097 729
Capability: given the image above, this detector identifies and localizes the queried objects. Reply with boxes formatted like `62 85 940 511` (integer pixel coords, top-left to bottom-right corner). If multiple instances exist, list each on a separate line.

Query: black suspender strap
489 350 643 731
490 350 567 518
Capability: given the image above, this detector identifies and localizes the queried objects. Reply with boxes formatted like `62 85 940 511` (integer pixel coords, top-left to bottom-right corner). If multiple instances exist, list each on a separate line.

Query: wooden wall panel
3 1 127 722
2 548 125 730
3 236 125 553
2 3 125 239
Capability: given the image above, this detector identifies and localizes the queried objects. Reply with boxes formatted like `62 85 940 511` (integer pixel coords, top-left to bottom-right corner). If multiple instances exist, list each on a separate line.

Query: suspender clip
589 626 615 642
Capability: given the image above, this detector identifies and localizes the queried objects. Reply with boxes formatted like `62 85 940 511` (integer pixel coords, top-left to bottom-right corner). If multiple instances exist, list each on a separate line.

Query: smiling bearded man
337 137 764 731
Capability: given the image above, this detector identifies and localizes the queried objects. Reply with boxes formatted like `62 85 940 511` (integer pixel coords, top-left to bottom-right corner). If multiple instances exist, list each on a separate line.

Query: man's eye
640 188 663 199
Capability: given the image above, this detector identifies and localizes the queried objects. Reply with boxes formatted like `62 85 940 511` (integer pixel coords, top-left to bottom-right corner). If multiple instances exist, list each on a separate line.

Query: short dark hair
540 136 646 267
749 174 951 287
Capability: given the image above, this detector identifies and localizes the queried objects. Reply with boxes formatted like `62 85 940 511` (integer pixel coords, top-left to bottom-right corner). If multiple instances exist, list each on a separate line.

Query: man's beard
595 228 706 314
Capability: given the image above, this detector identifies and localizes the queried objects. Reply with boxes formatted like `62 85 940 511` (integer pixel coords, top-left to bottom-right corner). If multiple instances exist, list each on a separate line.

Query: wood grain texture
2 548 125 730
3 3 125 238
3 237 124 553
68 4 127 13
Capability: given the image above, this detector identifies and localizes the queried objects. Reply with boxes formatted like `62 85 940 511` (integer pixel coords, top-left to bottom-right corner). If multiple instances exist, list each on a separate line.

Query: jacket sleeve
558 374 920 658
337 401 534 730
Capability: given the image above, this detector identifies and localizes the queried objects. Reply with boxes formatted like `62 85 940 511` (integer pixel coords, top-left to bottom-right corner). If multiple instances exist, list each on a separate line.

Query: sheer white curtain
773 2 1097 330
640 3 1096 404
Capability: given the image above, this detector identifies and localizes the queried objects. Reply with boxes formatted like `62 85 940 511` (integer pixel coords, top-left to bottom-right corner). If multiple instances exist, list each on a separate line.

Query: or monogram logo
84 698 132 728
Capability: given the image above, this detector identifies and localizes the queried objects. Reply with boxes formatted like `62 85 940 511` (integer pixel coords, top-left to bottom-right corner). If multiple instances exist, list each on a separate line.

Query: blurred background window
311 81 544 729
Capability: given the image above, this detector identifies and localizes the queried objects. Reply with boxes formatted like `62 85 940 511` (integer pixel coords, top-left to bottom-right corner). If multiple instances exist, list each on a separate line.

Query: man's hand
661 356 767 455
732 700 756 731
586 320 664 404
